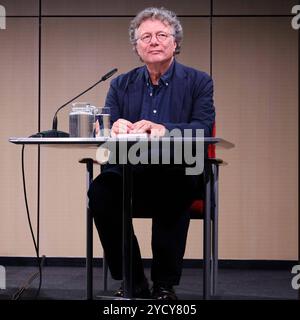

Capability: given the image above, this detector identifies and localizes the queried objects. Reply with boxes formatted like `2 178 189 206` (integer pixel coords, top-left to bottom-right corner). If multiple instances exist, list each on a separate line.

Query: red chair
186 123 220 298
80 125 224 299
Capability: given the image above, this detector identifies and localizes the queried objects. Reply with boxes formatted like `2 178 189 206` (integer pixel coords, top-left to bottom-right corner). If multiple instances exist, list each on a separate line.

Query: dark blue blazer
105 60 215 137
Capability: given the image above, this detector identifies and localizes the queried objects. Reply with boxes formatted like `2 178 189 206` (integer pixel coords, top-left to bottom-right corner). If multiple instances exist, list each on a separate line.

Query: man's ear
174 40 178 54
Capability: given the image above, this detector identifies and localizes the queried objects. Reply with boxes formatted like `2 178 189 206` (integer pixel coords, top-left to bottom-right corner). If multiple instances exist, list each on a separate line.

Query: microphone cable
11 145 45 300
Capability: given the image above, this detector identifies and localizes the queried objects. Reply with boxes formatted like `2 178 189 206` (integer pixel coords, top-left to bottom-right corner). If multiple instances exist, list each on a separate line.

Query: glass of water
94 107 111 137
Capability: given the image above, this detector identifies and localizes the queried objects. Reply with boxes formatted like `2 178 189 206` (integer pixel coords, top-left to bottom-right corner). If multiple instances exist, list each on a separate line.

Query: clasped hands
111 119 166 137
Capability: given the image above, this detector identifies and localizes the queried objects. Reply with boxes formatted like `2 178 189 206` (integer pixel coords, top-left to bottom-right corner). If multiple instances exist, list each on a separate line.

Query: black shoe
152 283 178 300
114 278 151 299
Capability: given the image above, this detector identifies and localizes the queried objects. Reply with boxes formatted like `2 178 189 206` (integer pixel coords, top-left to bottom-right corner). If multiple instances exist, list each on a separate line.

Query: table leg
122 164 133 298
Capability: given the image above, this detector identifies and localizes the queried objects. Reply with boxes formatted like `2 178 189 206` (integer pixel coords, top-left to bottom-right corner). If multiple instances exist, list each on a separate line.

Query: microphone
30 68 118 138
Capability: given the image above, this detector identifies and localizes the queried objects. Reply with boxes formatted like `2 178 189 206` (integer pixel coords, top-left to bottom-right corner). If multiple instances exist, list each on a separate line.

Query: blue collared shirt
140 60 175 123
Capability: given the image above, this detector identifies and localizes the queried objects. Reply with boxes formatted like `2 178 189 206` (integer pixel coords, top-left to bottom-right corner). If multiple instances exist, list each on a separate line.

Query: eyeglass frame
135 31 175 44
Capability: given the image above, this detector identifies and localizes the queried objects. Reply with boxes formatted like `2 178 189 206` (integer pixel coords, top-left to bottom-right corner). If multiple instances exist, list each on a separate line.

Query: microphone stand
30 68 118 138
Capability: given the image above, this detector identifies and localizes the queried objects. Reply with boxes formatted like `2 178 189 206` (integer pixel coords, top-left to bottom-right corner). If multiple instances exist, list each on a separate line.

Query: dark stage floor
0 266 298 300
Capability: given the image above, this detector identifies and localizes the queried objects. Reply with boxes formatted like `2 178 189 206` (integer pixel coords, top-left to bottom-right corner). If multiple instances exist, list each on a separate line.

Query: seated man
88 7 215 300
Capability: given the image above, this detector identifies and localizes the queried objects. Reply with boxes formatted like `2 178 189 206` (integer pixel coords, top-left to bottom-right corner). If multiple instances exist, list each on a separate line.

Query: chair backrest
207 122 216 159
188 122 216 218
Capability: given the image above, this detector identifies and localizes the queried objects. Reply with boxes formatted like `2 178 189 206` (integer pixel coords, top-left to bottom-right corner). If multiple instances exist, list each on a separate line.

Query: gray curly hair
129 7 183 55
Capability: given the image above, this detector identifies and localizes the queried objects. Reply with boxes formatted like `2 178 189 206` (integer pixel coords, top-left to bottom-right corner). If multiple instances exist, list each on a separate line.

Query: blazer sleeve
104 77 122 126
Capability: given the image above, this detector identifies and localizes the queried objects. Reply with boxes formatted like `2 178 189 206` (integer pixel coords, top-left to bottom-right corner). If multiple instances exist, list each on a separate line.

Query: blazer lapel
170 61 189 122
125 68 144 122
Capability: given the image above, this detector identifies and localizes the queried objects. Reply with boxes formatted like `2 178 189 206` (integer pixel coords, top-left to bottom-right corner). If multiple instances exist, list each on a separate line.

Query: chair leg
212 164 219 296
203 167 211 300
96 164 109 293
211 220 214 295
212 216 218 296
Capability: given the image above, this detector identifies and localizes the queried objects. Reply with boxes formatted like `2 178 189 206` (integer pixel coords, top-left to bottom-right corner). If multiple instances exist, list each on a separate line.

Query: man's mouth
149 50 162 54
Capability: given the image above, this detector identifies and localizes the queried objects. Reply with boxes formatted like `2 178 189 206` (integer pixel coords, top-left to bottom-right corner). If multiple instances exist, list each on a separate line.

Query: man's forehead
137 18 171 32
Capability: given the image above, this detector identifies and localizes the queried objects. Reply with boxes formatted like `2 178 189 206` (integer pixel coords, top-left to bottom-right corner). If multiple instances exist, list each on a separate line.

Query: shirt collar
144 59 175 87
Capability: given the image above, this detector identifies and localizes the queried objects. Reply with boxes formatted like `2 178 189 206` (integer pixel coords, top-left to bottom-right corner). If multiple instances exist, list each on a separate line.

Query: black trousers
88 165 199 286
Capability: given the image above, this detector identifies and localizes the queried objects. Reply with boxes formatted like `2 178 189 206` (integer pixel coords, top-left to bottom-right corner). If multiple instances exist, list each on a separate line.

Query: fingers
130 120 152 133
111 119 165 137
130 120 166 136
111 119 133 135
149 124 166 137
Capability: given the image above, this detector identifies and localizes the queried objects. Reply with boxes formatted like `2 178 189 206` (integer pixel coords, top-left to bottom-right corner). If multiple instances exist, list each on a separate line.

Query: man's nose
149 35 159 45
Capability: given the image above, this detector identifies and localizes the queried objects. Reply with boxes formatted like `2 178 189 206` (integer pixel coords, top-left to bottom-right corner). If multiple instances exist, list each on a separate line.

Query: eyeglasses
137 32 174 44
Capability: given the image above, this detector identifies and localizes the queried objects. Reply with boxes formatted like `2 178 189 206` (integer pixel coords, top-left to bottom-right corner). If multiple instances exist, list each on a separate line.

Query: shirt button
153 110 157 114
166 82 169 86
150 93 153 96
